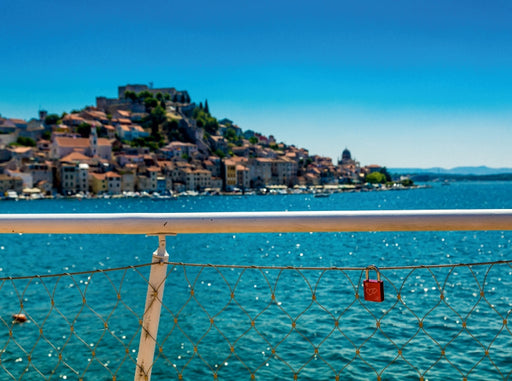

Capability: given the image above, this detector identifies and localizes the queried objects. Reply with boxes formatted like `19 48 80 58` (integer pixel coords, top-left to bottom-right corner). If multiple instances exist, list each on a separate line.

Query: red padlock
363 265 384 302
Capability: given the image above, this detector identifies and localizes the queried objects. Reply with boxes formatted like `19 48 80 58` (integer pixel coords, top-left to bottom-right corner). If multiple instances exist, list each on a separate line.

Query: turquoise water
0 182 511 380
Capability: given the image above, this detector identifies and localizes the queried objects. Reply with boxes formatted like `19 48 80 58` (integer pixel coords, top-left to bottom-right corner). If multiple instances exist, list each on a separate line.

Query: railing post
134 235 169 381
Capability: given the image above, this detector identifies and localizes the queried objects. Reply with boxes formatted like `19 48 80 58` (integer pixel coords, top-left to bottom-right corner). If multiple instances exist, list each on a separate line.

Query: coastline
2 183 427 201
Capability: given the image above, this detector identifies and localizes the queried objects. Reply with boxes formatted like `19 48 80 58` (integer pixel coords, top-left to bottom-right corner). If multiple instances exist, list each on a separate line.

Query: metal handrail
0 209 512 234
2 209 512 381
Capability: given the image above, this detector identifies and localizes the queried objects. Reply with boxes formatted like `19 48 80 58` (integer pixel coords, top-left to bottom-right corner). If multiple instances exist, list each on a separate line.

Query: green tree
131 136 165 151
204 99 210 114
192 107 219 135
76 122 91 138
137 91 153 101
16 137 36 147
163 119 179 132
204 118 219 135
214 149 226 158
249 136 258 144
144 97 158 110
366 172 386 184
124 91 137 102
379 167 392 182
151 105 167 124
225 127 237 141
44 114 61 125
143 105 167 138
163 119 191 143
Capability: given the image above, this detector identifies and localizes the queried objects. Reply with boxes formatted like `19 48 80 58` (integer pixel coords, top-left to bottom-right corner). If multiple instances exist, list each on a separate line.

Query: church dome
342 148 351 161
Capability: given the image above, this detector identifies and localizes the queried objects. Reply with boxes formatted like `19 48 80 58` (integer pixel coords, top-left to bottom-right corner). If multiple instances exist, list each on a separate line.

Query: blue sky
1 0 511 168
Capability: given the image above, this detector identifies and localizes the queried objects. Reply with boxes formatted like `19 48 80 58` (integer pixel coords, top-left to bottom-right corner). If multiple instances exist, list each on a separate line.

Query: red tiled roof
9 146 32 154
54 137 90 148
116 110 131 117
60 152 91 163
97 138 111 146
63 114 85 121
10 118 27 124
90 172 105 180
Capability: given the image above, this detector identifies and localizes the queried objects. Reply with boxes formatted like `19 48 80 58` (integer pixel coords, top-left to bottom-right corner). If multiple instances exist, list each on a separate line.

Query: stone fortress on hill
96 84 192 115
0 83 392 197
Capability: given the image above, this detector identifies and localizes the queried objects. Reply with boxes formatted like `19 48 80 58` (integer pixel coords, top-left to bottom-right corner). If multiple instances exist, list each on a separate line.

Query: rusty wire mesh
1 260 512 380
0 264 152 380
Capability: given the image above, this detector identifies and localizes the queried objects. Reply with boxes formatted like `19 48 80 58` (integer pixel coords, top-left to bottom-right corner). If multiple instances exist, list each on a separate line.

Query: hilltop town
0 84 403 198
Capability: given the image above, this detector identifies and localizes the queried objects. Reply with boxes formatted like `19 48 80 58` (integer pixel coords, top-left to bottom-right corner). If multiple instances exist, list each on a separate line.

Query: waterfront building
223 159 237 190
183 168 213 191
24 161 53 191
5 169 32 188
236 165 250 189
120 166 137 193
59 163 79 195
89 172 106 194
56 152 92 194
76 163 89 193
271 157 298 186
249 158 272 187
105 171 121 194
137 166 159 192
156 176 168 194
0 174 23 194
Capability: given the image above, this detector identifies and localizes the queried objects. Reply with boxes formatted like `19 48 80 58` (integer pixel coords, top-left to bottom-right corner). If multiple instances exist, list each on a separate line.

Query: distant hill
390 166 512 176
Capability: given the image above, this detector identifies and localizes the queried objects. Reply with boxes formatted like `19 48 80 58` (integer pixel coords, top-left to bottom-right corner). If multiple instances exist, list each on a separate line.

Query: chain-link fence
2 259 512 380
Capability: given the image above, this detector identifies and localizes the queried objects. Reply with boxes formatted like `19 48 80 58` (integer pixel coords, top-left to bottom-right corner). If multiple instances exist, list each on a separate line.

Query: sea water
0 182 511 380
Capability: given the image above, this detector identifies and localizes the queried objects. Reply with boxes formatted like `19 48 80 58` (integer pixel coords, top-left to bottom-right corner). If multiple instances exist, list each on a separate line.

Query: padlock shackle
365 265 381 281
